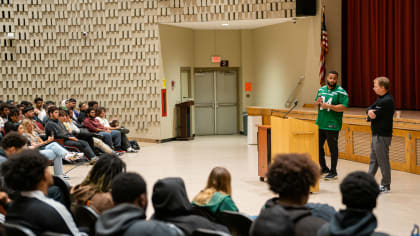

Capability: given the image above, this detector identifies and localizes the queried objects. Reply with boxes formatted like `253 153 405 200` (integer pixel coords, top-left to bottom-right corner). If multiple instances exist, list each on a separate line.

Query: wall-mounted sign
220 60 229 67
211 56 221 63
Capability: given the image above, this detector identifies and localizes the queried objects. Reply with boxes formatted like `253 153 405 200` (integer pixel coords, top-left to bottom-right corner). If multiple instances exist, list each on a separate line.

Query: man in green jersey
314 71 349 180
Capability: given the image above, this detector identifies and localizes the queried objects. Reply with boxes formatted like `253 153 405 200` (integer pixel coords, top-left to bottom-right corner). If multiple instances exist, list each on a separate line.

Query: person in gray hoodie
317 171 389 236
95 172 182 236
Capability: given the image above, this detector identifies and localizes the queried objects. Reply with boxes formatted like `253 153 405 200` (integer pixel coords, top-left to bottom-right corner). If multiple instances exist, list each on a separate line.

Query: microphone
283 100 298 119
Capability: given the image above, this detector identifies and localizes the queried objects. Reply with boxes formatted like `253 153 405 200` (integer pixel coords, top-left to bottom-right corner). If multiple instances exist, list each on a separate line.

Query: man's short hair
47 106 59 116
267 153 320 200
45 101 55 106
0 103 9 113
58 109 68 117
0 132 27 150
1 149 49 191
68 98 76 103
86 107 96 115
328 70 339 77
22 106 34 115
20 101 33 107
8 108 20 119
34 97 43 103
88 101 98 108
374 76 390 90
79 102 86 109
111 172 147 205
340 171 380 211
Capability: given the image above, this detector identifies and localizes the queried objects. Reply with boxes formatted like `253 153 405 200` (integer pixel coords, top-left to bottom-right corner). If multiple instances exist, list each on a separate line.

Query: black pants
64 139 96 159
319 129 339 173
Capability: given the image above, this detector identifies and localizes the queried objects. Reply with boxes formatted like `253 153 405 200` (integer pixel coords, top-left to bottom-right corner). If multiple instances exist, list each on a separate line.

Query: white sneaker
64 152 77 162
127 147 137 153
76 153 85 159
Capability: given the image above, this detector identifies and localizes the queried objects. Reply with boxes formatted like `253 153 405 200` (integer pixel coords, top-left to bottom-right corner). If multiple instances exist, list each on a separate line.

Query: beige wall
194 30 242 68
158 24 194 139
252 21 309 109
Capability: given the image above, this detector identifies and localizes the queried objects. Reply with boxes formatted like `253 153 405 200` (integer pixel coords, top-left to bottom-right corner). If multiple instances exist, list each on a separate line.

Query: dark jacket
45 119 74 140
152 177 229 235
317 209 389 236
4 121 19 134
6 191 82 235
96 203 181 236
77 111 87 125
250 204 295 236
264 198 326 236
367 92 395 137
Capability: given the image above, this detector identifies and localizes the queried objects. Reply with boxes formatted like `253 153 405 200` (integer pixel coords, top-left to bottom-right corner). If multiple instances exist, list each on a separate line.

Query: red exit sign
211 56 221 63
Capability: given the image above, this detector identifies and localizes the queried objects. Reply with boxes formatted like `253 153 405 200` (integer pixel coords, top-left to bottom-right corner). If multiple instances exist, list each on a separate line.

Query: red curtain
343 0 420 109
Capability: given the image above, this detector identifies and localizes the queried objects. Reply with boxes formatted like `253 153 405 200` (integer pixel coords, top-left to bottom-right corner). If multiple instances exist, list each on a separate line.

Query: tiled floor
66 135 419 236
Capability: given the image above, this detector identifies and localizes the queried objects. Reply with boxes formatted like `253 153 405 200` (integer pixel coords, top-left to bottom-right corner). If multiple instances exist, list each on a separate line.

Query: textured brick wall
0 0 295 139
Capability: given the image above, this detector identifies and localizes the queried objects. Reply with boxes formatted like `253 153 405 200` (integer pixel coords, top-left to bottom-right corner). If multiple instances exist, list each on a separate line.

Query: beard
327 81 337 88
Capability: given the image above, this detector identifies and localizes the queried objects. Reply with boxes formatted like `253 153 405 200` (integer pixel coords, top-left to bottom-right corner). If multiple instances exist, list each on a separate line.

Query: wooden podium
271 116 319 192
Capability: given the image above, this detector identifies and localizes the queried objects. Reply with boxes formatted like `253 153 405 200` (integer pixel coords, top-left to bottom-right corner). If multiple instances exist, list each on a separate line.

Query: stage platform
247 106 420 175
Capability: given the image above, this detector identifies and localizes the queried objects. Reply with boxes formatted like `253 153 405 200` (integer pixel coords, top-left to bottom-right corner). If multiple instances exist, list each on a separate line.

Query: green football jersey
315 85 349 131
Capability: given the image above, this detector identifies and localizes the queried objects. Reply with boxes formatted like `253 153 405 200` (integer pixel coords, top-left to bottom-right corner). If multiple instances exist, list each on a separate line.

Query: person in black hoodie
257 153 326 236
367 76 395 193
317 171 389 236
96 172 181 236
152 177 229 235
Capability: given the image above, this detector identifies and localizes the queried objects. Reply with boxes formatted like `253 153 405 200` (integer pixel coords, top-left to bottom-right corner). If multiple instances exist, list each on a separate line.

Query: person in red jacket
83 108 122 151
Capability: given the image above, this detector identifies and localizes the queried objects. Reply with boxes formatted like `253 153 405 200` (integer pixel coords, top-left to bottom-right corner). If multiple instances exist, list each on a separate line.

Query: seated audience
249 204 295 236
22 106 45 135
45 106 97 162
317 171 389 236
0 132 27 165
59 109 94 150
1 150 83 235
0 103 10 129
96 107 136 152
20 120 81 176
192 167 238 216
152 177 229 235
68 98 79 118
70 153 125 214
77 102 88 124
34 97 47 122
252 153 326 236
4 108 21 134
96 173 182 236
83 108 122 151
64 109 115 155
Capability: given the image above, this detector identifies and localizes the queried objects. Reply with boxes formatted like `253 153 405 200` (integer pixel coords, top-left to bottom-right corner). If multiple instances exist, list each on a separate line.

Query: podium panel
271 116 319 192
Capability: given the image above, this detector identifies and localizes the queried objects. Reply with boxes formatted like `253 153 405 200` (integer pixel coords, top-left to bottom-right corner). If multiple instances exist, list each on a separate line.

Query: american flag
319 6 328 86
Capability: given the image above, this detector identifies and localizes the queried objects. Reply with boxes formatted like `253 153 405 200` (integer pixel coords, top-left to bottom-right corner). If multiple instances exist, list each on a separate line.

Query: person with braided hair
317 171 389 236
253 153 326 236
70 153 126 214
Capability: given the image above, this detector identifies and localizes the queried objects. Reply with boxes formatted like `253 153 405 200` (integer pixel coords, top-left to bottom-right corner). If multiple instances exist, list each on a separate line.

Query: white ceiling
163 18 296 30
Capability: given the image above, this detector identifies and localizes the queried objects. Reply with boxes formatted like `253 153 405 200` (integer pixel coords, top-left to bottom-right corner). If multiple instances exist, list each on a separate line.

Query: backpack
130 140 140 150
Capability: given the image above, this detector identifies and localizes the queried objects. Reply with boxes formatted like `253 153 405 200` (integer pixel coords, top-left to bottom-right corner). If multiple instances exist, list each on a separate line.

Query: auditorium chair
192 228 232 236
74 205 99 235
216 211 253 236
2 222 35 236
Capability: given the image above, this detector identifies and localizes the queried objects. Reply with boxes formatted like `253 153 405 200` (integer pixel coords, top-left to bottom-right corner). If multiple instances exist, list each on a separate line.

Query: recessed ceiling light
221 23 229 26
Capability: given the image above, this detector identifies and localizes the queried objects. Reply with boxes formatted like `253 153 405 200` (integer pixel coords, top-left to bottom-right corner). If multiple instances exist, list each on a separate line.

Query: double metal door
194 70 238 135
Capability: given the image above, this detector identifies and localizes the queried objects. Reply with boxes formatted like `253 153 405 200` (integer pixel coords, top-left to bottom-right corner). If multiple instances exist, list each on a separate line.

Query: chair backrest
74 205 99 235
3 222 36 236
41 232 71 236
50 176 71 210
192 228 232 236
216 211 253 236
